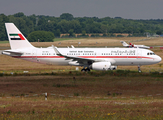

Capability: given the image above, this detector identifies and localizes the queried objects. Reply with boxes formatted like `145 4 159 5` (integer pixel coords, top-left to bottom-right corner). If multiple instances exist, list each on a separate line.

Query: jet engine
90 62 117 71
110 65 117 70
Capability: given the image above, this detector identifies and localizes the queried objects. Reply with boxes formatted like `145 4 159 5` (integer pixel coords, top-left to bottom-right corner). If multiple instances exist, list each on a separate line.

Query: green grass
0 38 77 43
0 41 9 44
0 38 80 44
53 38 83 42
0 98 163 120
0 71 163 119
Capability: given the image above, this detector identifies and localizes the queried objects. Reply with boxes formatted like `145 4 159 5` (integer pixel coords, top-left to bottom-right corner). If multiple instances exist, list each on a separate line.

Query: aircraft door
137 49 142 59
32 49 38 62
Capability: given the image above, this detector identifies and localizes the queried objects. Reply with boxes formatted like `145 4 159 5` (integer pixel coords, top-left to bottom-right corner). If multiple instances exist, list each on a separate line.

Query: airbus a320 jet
2 23 162 72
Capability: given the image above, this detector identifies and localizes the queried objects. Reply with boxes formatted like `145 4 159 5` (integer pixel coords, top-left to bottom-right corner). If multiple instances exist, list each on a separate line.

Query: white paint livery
121 41 150 49
5 23 34 49
2 23 162 72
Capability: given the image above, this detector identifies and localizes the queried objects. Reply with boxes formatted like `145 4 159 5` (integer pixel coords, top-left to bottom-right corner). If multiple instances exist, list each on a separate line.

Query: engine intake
90 62 117 71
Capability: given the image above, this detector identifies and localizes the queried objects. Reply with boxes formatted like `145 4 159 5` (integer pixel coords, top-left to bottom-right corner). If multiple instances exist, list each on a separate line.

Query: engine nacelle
90 62 117 71
90 62 114 71
110 66 117 70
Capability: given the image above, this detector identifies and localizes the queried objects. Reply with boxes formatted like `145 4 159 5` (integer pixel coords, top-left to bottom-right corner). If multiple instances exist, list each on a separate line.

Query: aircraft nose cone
156 56 162 63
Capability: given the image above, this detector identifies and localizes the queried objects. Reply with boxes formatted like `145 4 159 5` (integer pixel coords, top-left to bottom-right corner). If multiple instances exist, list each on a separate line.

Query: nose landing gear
138 65 141 73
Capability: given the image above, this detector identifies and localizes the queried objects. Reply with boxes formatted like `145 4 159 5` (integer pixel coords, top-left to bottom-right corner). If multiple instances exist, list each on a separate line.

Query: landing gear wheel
81 69 85 72
138 65 141 73
81 68 91 72
86 68 90 72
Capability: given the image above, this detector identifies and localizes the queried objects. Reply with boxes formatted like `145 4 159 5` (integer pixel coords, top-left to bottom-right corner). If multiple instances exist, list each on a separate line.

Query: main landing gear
138 65 141 73
81 67 90 72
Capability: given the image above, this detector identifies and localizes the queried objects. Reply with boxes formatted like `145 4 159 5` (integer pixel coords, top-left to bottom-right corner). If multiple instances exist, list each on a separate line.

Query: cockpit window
147 52 155 55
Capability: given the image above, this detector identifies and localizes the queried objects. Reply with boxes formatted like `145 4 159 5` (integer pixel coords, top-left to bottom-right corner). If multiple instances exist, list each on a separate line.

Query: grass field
0 73 163 119
1 37 163 49
23 37 163 47
0 37 163 119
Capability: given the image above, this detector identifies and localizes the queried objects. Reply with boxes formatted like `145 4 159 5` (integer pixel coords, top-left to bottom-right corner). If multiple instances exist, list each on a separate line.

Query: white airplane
121 41 150 49
2 23 162 72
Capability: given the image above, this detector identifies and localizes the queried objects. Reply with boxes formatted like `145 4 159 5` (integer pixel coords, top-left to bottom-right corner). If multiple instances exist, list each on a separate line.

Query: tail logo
9 34 25 40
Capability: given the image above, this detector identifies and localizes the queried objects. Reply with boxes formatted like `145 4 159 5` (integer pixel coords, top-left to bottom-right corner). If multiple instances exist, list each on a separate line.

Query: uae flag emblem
9 34 25 40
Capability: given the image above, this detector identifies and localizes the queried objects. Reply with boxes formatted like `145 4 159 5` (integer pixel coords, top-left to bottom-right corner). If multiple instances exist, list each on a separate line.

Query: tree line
0 12 163 42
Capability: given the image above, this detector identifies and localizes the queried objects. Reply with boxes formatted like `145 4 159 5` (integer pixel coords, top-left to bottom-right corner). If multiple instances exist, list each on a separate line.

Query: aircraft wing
135 45 150 49
52 45 100 64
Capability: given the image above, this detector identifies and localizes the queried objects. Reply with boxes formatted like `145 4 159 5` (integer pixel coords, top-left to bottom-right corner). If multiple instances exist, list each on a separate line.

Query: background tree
82 30 86 36
13 12 25 17
1 12 163 41
68 29 75 37
57 20 69 33
0 14 9 40
60 13 73 21
55 29 61 37
156 30 162 35
27 31 55 42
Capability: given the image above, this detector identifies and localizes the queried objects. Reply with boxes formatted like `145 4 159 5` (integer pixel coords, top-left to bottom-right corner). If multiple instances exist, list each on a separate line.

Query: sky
0 0 163 19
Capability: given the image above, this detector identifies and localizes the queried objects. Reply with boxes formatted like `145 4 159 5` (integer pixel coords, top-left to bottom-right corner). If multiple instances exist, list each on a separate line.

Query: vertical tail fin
120 41 129 47
5 23 34 50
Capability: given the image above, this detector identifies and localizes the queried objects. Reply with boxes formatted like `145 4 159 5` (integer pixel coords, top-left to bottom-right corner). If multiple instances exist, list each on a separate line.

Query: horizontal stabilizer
2 50 23 55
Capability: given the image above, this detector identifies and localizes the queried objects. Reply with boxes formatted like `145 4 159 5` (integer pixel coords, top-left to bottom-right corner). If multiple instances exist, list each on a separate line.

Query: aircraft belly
16 55 158 67
20 57 70 65
114 58 154 66
114 58 135 65
52 58 70 65
38 58 70 65
21 57 156 66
